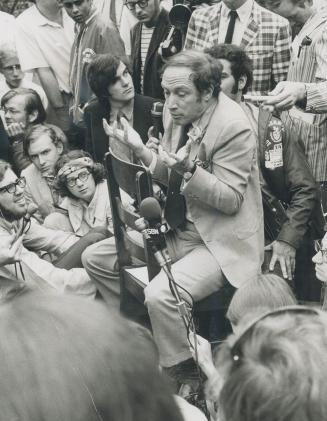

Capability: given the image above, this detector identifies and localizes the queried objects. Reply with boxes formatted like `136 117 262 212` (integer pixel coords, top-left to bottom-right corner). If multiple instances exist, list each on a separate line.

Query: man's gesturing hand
0 235 23 266
263 81 307 111
265 240 296 280
158 141 194 175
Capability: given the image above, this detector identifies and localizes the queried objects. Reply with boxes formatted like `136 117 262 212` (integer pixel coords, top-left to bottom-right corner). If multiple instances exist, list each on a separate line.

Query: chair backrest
105 150 159 279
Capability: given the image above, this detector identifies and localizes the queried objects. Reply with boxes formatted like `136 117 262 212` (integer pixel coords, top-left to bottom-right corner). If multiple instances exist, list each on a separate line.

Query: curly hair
205 44 253 95
54 150 105 199
162 50 222 98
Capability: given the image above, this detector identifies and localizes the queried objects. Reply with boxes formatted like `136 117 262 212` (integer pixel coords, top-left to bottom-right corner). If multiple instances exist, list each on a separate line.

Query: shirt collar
221 0 253 23
33 5 68 28
189 100 217 143
120 100 134 122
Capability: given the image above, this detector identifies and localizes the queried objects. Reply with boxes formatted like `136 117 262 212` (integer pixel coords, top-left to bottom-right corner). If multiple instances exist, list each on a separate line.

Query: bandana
57 157 94 179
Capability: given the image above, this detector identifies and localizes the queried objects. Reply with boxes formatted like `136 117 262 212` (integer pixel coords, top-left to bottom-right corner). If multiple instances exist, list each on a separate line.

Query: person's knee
144 273 170 309
81 242 99 272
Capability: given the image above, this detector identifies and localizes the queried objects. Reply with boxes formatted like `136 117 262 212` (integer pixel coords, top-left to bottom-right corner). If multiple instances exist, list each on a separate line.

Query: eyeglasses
66 171 90 187
0 177 26 194
124 0 148 10
314 239 327 263
231 305 320 364
3 64 21 73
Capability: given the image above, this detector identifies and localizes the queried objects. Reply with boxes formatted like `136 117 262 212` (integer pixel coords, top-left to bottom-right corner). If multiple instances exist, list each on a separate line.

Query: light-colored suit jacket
153 93 264 288
184 1 291 95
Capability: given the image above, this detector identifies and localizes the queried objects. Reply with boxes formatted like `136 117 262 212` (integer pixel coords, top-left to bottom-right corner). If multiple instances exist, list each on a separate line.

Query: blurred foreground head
0 292 183 421
217 306 327 421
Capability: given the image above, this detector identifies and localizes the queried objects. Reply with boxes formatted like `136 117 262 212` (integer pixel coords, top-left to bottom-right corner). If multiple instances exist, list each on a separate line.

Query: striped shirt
282 7 327 182
140 25 154 93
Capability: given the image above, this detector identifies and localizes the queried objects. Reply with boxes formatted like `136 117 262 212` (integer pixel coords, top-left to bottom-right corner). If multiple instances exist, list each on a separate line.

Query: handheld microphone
139 197 170 267
16 202 38 239
150 102 164 139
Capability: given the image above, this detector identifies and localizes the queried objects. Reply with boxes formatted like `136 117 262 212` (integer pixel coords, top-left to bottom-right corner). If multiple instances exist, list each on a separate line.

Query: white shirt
15 6 74 93
0 11 15 48
218 0 253 45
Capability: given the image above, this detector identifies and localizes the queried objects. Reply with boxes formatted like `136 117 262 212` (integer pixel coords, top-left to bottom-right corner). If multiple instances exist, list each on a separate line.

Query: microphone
140 197 193 328
16 202 38 239
150 102 164 139
140 197 170 267
26 202 38 220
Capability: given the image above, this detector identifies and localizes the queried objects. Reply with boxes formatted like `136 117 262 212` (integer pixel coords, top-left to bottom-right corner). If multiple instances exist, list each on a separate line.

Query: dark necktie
110 0 118 29
224 10 238 44
164 124 191 230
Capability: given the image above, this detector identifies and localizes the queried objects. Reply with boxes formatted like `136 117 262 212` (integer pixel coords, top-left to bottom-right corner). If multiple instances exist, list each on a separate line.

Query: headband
57 157 94 179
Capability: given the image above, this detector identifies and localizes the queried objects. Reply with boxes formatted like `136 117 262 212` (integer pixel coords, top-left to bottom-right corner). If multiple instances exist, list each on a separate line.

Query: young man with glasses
217 306 327 421
129 0 170 99
44 151 113 237
0 160 96 296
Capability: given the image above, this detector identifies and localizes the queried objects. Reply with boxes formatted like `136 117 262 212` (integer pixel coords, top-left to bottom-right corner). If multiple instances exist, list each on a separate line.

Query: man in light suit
184 0 292 95
82 50 264 384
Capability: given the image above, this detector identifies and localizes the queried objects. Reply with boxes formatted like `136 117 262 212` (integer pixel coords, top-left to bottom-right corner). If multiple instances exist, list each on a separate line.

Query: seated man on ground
1 88 46 173
0 44 48 109
21 123 68 223
206 43 319 283
0 159 97 296
44 150 113 236
84 53 155 162
216 306 327 421
82 50 264 386
190 273 297 415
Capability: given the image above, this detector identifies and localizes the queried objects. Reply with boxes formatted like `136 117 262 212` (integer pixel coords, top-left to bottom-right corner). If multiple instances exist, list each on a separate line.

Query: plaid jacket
185 1 292 95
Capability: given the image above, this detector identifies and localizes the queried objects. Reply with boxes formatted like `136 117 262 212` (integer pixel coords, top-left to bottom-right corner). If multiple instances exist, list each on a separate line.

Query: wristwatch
183 163 196 181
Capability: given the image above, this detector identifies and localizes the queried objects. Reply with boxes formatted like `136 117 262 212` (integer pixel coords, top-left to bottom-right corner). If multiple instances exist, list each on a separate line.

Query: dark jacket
130 8 170 100
257 107 323 248
84 94 156 162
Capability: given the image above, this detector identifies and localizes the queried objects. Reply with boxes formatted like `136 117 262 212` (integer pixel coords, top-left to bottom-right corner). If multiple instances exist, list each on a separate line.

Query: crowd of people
1 0 327 419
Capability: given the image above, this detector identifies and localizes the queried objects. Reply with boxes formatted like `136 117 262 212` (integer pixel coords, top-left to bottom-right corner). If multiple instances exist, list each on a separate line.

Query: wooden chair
105 150 234 340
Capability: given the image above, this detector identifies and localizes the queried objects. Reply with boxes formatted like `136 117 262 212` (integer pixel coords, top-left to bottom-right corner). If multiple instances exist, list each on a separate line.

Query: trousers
82 221 225 367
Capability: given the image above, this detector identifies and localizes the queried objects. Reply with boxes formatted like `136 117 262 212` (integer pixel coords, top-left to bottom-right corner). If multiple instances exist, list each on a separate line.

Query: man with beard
0 160 96 296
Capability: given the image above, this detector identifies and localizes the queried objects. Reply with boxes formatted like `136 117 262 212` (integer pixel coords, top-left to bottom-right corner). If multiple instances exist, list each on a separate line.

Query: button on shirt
218 0 253 45
15 6 74 93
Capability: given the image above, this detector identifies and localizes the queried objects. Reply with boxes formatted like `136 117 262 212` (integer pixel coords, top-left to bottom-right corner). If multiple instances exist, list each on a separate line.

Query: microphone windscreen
151 102 164 117
140 197 162 222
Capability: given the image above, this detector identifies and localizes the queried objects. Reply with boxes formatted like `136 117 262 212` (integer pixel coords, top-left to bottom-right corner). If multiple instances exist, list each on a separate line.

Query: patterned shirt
184 1 291 95
282 7 327 181
140 25 155 93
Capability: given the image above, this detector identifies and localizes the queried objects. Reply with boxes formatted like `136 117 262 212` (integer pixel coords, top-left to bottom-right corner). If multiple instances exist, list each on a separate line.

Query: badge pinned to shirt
265 117 284 170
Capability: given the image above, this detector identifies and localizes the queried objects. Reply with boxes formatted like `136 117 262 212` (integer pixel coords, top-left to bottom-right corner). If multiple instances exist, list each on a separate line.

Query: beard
0 202 27 223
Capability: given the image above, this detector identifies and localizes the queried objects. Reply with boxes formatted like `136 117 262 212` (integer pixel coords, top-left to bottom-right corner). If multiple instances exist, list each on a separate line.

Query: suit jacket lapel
144 9 168 69
298 10 327 39
241 2 259 47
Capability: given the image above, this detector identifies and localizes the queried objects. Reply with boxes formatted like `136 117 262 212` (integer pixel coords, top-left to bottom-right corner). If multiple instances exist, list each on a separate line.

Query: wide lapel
298 8 327 40
241 2 259 48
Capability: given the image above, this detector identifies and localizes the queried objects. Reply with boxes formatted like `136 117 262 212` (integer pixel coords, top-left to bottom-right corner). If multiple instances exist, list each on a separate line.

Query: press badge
265 117 284 170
